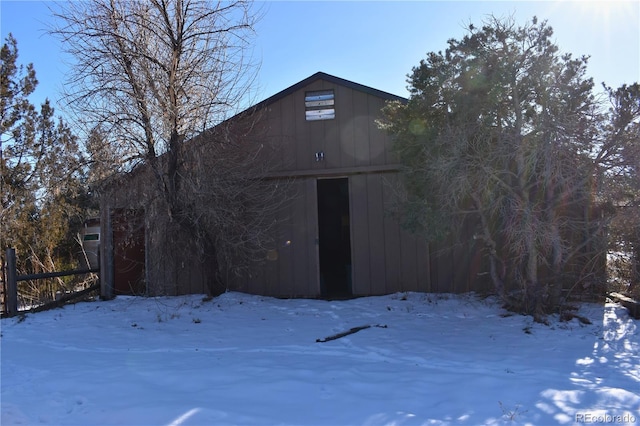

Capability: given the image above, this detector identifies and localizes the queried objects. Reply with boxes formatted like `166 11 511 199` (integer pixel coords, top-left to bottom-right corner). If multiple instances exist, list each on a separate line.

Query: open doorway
317 178 352 298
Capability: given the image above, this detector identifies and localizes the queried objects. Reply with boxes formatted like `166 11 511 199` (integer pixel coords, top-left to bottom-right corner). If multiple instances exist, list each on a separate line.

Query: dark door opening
317 178 352 298
112 209 146 295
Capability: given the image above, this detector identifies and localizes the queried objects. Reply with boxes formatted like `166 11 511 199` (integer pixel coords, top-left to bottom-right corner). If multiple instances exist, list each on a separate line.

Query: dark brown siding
263 79 398 174
336 84 355 169
240 77 435 297
240 178 320 297
102 73 504 299
350 174 371 294
366 174 386 294
244 172 433 298
349 173 430 295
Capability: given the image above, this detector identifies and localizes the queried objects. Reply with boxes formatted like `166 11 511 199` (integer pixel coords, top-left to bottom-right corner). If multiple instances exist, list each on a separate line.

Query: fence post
100 207 114 300
6 248 18 315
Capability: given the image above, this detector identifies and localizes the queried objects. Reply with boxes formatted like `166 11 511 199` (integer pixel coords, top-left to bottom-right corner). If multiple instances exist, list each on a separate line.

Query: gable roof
249 71 407 112
100 72 406 192
220 71 408 126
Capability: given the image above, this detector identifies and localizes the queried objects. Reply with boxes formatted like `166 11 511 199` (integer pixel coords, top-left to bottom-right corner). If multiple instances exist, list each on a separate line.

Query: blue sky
1 1 639 115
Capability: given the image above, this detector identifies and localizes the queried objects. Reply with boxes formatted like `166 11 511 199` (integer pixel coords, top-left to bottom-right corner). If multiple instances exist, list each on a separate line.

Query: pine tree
381 17 610 316
1 34 91 304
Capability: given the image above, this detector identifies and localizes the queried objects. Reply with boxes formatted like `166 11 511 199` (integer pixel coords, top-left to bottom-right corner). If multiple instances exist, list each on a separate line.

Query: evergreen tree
381 17 613 316
1 34 90 304
599 84 640 297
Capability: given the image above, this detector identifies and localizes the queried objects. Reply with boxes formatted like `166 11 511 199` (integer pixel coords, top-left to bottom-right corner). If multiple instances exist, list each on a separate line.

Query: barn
99 72 494 299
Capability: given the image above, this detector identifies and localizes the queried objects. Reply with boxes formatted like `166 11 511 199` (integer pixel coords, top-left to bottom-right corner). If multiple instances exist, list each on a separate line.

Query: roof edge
250 71 407 112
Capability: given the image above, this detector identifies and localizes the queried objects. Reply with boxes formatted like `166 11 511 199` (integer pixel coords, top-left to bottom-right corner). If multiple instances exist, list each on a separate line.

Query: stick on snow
316 324 387 343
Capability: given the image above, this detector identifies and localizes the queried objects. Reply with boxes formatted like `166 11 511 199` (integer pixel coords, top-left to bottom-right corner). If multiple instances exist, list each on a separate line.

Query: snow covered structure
98 72 505 298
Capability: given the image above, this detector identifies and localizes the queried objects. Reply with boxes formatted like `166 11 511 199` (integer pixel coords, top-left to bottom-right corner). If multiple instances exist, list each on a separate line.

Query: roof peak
254 71 406 110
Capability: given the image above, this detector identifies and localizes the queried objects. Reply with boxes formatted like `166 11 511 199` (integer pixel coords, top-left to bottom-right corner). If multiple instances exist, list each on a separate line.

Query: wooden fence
1 248 100 317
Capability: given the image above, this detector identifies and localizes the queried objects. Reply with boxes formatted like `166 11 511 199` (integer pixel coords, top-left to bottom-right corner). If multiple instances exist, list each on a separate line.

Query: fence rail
2 248 100 317
17 268 100 281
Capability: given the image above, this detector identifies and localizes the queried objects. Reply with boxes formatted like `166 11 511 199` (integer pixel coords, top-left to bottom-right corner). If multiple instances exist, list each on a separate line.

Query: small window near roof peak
305 90 335 121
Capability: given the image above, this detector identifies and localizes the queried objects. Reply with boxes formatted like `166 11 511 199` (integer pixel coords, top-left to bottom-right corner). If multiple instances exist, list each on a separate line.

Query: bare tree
175 117 293 290
51 0 283 295
52 0 258 167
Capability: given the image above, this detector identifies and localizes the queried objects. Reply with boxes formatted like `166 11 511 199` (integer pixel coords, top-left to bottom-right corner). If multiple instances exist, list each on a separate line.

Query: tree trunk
202 239 225 296
472 195 505 298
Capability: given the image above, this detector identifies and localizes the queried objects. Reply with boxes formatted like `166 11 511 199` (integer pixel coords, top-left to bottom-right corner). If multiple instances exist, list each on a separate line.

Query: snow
1 292 638 425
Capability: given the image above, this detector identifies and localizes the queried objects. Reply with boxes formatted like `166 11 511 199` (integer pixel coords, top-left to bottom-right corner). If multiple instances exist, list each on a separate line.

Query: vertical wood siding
102 74 499 298
241 77 439 297
265 79 396 173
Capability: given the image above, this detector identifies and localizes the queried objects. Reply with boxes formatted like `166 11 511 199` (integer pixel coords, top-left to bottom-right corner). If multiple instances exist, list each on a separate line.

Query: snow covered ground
1 292 638 425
